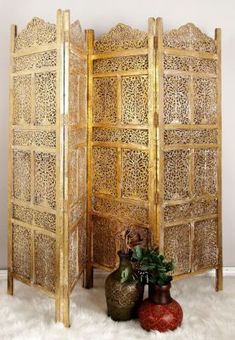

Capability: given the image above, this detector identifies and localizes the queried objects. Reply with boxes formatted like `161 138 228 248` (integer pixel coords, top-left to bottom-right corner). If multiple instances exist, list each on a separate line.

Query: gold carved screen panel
64 13 87 292
9 16 59 296
87 21 157 271
156 19 222 288
8 10 88 326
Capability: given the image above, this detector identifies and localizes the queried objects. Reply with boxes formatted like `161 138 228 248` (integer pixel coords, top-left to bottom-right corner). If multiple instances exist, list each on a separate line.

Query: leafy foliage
132 246 175 286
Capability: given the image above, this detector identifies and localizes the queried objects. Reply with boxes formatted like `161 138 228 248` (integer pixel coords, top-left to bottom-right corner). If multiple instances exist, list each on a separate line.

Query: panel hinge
154 112 159 127
154 36 158 49
155 192 159 203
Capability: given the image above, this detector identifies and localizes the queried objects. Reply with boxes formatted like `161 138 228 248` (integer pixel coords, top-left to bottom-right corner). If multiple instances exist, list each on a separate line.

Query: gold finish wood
86 18 222 290
8 10 87 327
157 18 222 286
8 12 223 327
87 23 154 272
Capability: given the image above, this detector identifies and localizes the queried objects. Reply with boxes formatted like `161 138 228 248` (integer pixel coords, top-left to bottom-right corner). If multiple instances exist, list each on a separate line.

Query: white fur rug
0 273 234 340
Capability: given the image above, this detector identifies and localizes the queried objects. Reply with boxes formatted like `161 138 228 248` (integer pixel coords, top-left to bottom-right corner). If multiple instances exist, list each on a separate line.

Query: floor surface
0 273 234 340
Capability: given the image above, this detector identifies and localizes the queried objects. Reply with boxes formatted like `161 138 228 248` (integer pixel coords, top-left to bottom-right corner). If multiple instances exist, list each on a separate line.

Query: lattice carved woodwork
9 11 88 326
9 15 222 325
158 19 221 282
66 19 87 288
122 76 149 125
94 55 148 73
34 233 56 292
93 78 118 124
164 224 191 275
12 224 32 279
15 17 56 51
192 218 218 271
163 23 216 53
14 50 57 72
89 23 153 270
94 23 148 52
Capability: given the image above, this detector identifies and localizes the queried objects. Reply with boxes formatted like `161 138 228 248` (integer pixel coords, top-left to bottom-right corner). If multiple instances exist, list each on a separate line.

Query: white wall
0 0 234 268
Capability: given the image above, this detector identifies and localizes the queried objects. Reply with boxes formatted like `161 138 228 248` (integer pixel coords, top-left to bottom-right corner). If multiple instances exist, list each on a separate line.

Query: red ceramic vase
138 283 183 332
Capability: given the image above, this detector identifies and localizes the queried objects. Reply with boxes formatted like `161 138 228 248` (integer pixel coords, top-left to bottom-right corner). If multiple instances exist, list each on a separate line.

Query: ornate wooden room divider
8 10 87 326
87 18 222 290
8 11 222 327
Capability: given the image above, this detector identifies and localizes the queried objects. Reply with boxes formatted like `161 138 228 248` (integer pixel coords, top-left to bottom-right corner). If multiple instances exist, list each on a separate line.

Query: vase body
139 283 183 332
105 251 144 321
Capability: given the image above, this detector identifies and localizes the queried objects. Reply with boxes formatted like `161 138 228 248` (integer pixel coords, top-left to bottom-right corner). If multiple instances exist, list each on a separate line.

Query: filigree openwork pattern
13 204 56 233
94 23 148 52
69 229 78 288
14 50 57 72
93 78 117 123
164 55 216 74
122 76 148 125
94 55 148 73
35 72 56 125
164 224 191 274
13 130 56 148
34 152 56 209
15 17 56 51
92 147 117 195
93 216 119 267
194 149 217 195
122 149 149 200
164 150 190 200
163 23 216 53
164 199 218 223
35 233 56 292
193 78 217 124
67 20 87 287
163 75 190 124
12 224 31 279
93 197 149 225
78 217 87 273
164 129 218 145
193 218 218 270
13 75 32 125
13 151 31 202
92 128 149 146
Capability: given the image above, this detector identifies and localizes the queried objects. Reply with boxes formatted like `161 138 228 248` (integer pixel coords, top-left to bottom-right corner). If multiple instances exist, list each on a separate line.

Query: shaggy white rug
0 272 234 340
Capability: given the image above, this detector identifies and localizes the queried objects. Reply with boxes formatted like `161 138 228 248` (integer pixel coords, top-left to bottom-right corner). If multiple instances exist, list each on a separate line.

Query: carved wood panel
9 18 58 295
160 22 221 277
89 24 152 269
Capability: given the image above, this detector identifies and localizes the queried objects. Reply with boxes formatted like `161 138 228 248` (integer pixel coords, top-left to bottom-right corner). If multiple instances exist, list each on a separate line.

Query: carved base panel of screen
8 10 87 327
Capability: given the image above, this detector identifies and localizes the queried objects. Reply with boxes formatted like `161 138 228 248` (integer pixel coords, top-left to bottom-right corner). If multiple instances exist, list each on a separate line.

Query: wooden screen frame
8 9 88 327
86 19 158 284
156 18 222 289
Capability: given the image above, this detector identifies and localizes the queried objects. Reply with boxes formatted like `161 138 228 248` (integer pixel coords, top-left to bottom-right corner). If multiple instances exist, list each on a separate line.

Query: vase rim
150 282 172 289
117 250 132 257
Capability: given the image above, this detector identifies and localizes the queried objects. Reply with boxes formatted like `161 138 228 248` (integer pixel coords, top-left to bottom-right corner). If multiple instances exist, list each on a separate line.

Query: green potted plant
132 246 183 332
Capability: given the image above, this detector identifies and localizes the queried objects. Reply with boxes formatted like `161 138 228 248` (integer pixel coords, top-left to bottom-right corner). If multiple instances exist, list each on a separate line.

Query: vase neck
118 252 132 270
149 283 172 305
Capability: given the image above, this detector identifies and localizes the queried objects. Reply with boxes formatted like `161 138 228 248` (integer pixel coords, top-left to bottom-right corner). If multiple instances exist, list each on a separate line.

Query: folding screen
8 12 222 327
87 18 222 290
8 10 87 326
